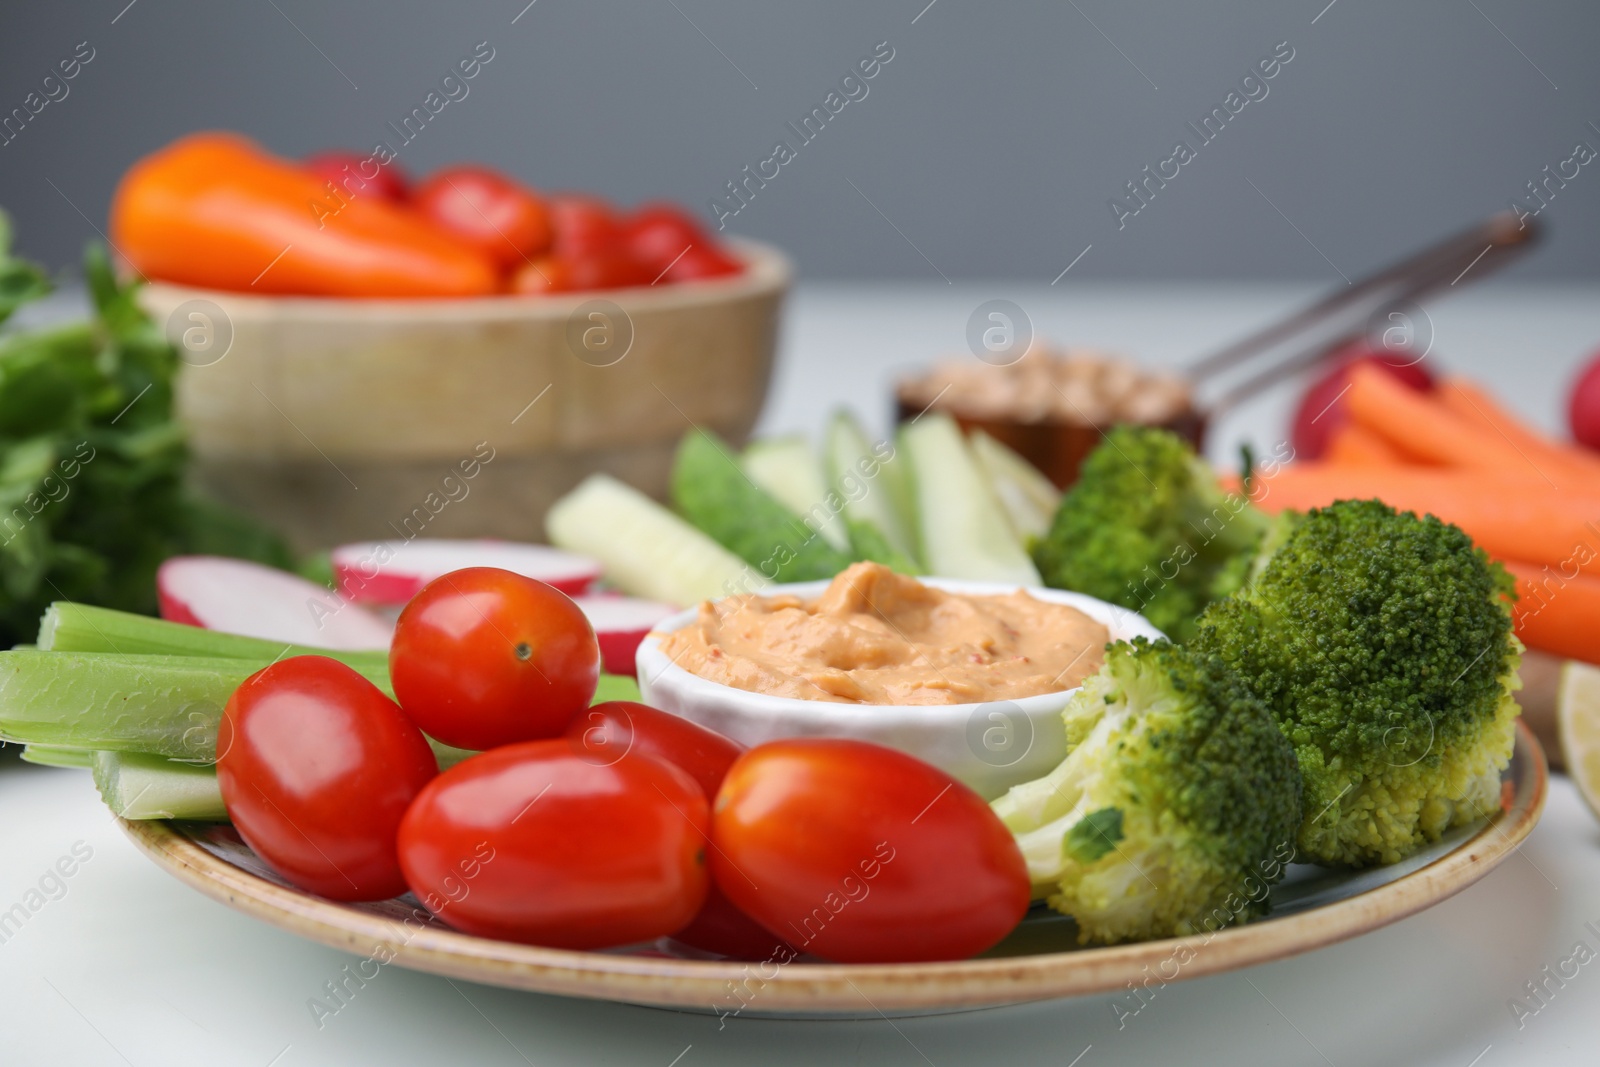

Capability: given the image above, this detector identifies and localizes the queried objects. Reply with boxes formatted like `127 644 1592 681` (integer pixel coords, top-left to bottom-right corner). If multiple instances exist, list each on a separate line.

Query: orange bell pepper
110 132 498 298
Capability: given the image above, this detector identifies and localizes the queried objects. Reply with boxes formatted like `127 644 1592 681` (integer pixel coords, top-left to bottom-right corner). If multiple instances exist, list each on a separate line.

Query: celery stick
0 653 274 759
20 744 95 769
39 602 389 676
94 751 227 821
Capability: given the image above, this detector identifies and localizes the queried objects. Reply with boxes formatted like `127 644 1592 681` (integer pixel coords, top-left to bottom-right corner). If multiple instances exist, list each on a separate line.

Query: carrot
1504 558 1600 665
1438 378 1600 489
1323 422 1407 466
1249 462 1600 578
1344 364 1535 472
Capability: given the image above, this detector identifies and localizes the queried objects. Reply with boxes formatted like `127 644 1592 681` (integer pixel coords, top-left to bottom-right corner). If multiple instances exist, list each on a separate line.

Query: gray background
1 0 1597 282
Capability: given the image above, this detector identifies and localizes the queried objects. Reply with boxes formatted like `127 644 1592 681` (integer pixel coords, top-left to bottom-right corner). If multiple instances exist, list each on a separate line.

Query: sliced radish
331 539 602 606
575 595 678 678
157 556 393 650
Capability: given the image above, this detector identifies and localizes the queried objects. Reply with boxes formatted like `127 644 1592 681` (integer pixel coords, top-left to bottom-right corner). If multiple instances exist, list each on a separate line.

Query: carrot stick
1504 558 1600 665
1249 462 1600 578
1324 422 1408 466
1345 365 1530 472
1438 378 1600 489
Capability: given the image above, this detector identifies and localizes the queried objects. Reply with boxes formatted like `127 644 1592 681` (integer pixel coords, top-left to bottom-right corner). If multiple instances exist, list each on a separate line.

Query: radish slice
332 539 602 606
157 556 393 650
575 595 678 678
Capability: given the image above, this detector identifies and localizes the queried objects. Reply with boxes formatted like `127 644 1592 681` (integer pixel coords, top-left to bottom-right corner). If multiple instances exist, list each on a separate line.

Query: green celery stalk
20 744 96 768
39 602 389 675
94 751 227 821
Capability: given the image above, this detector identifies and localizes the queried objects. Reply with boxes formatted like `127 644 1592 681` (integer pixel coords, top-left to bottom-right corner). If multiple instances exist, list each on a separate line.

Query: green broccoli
1033 427 1268 642
1192 499 1522 868
992 638 1302 945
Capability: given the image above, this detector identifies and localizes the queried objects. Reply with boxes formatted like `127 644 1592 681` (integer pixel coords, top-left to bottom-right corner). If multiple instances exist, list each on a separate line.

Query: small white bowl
635 578 1163 800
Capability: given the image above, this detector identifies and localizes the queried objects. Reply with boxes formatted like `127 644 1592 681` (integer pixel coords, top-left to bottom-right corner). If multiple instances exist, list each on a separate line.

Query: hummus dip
656 562 1109 705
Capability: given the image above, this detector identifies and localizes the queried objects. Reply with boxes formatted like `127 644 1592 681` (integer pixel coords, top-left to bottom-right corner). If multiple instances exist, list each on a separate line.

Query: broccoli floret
1192 498 1522 868
992 638 1302 945
1033 427 1269 642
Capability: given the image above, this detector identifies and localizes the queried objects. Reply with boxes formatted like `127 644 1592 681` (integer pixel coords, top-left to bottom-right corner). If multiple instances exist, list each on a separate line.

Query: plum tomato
509 256 573 294
1290 342 1435 459
624 203 705 271
304 150 410 202
659 244 742 284
549 194 624 257
564 700 793 958
216 656 438 901
1569 349 1600 452
397 739 710 948
564 701 743 798
711 739 1030 963
412 165 553 269
389 567 600 751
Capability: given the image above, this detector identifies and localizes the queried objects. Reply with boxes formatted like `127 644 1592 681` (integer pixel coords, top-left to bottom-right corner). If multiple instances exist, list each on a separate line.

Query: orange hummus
657 562 1109 705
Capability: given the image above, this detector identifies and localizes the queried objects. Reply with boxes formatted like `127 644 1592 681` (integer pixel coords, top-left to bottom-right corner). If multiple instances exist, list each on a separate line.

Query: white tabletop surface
4 280 1600 1066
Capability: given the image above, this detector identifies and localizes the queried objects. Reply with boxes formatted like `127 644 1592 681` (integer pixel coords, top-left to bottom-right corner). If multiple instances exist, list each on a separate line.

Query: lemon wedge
1557 659 1600 821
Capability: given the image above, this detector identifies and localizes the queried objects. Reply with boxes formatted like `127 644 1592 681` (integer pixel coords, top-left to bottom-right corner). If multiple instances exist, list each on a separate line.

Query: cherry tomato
565 249 650 290
549 194 624 256
509 256 573 294
389 567 600 751
624 203 705 271
217 656 437 901
563 701 793 958
660 244 743 284
304 150 410 202
398 740 709 948
1570 349 1600 451
712 739 1030 963
412 165 553 269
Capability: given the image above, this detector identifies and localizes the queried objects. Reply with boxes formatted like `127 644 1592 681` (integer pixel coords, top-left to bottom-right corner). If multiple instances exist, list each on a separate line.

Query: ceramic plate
120 724 1546 1019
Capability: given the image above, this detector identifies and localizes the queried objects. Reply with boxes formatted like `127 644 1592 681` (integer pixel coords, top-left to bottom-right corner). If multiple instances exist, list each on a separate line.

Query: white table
4 282 1599 1066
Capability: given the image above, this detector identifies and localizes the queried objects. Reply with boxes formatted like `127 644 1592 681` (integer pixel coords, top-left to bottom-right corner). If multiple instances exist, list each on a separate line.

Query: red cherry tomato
563 701 794 958
1290 342 1436 459
412 165 553 269
397 740 710 948
624 203 705 271
509 256 573 294
565 249 650 290
217 656 437 901
304 150 410 202
389 567 600 751
660 244 743 284
712 739 1030 963
1569 350 1600 452
549 194 624 256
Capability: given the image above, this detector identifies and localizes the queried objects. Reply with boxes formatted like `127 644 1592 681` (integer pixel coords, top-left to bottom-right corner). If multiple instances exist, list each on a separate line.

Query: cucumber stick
671 429 851 583
95 751 227 821
547 473 756 604
741 436 850 552
969 430 1062 542
824 410 919 564
901 414 1041 585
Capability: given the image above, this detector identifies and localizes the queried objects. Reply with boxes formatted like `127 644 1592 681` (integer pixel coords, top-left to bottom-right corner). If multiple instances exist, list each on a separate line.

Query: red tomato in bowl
217 656 438 901
550 194 624 256
564 702 794 959
304 150 410 202
397 740 710 948
659 244 742 284
413 165 553 269
624 203 705 270
389 567 600 751
509 256 573 294
712 739 1030 963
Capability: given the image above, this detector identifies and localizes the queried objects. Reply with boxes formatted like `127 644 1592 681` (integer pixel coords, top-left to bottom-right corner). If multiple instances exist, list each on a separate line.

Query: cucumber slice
671 429 851 583
742 436 850 552
900 414 1042 585
825 410 919 563
93 751 227 821
547 472 759 604
969 430 1062 542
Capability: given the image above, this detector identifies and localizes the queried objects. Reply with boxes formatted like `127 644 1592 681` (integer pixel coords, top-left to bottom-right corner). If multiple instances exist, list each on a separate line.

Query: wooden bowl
138 239 791 549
